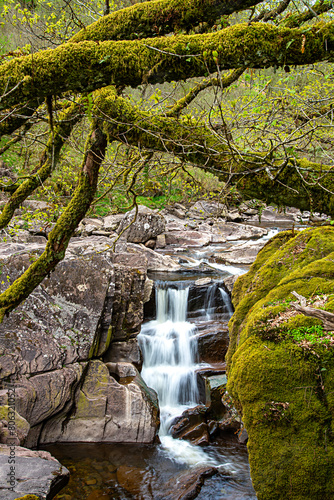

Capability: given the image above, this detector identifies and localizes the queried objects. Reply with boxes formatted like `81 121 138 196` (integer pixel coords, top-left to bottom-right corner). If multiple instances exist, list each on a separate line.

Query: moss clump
227 226 334 499
15 496 40 500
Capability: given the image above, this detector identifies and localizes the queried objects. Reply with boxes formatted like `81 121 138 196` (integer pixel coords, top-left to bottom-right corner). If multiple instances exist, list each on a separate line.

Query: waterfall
219 287 234 318
138 280 235 465
138 285 199 437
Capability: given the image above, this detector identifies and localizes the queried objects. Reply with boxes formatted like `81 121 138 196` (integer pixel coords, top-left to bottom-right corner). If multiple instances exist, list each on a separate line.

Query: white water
219 287 234 318
138 282 234 465
139 286 200 438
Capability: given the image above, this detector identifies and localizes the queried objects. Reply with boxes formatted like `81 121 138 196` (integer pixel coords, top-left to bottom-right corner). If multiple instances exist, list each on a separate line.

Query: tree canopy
0 0 334 319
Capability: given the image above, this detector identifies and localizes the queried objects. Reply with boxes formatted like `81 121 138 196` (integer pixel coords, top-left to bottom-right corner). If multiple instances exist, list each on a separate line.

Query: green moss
15 496 40 500
226 226 334 499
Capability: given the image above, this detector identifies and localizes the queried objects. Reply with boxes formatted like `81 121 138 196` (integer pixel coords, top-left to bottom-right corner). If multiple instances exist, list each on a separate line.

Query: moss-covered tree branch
0 122 107 322
167 67 245 117
93 87 334 215
70 0 264 43
1 21 333 110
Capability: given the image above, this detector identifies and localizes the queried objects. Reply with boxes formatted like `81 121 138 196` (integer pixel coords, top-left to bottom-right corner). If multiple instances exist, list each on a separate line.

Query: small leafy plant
285 325 331 345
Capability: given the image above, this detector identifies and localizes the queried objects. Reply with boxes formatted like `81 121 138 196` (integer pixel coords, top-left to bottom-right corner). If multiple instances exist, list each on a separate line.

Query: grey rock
0 444 69 500
117 205 165 243
39 360 159 444
164 230 212 247
187 200 226 219
103 339 142 370
211 222 268 241
214 239 266 265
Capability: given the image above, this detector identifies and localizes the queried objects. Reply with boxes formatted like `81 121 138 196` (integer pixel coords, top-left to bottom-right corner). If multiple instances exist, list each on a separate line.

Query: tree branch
1 21 333 110
0 122 107 322
0 100 84 230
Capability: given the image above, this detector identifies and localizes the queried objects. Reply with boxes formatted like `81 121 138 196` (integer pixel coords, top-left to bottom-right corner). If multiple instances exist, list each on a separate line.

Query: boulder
171 406 209 445
120 242 181 272
39 360 159 444
0 237 158 448
164 230 212 247
187 200 226 219
211 221 268 241
227 227 334 498
102 213 123 232
196 327 229 364
214 239 266 265
245 206 297 224
0 444 69 500
0 244 114 376
117 205 165 243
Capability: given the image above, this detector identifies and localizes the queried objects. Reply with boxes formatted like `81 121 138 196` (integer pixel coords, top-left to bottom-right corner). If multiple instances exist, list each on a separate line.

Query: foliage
0 0 334 318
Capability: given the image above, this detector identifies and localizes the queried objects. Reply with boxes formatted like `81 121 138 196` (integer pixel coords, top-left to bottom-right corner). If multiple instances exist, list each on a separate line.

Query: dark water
45 435 256 500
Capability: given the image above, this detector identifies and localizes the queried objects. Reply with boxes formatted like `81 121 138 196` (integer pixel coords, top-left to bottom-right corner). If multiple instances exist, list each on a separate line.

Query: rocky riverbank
0 200 322 499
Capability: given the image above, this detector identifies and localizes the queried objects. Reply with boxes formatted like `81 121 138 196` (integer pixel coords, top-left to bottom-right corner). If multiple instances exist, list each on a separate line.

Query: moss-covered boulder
226 226 334 500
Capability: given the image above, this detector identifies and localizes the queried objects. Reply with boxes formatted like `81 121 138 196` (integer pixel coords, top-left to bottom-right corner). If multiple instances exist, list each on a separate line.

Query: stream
45 232 276 500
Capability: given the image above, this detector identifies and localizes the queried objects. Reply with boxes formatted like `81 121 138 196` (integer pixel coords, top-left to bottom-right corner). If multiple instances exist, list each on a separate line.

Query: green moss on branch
70 0 264 43
92 87 334 216
0 22 333 110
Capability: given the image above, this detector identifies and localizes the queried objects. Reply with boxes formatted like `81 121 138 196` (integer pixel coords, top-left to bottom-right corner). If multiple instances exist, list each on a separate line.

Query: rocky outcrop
214 239 267 265
117 205 165 243
0 445 69 500
0 238 160 450
39 360 159 444
226 227 334 499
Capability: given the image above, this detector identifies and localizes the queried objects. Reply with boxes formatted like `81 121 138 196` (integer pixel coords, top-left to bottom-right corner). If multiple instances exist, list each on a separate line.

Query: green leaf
286 39 295 49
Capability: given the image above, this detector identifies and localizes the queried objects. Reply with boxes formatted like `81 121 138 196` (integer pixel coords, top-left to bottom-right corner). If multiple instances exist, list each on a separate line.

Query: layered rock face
226 227 334 500
0 238 159 449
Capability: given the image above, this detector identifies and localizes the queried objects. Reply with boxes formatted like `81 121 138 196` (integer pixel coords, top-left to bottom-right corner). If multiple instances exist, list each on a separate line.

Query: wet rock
214 239 266 265
171 405 208 445
0 444 69 500
117 205 165 243
196 327 229 364
203 373 228 421
116 465 147 497
223 274 238 294
86 490 113 500
160 466 218 500
194 277 212 286
237 427 249 443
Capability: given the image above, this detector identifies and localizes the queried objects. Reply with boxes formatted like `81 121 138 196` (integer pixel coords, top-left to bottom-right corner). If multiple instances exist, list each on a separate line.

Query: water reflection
47 436 256 500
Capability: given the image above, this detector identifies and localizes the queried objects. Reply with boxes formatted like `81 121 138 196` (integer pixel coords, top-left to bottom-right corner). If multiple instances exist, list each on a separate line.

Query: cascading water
219 287 234 318
138 285 200 441
138 281 238 466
